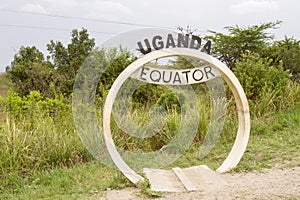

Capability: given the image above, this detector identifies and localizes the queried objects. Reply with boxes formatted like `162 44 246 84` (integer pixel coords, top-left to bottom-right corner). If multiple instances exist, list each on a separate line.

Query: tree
234 53 289 101
6 46 53 96
100 47 136 89
6 28 96 97
47 28 95 95
265 36 300 82
206 21 281 69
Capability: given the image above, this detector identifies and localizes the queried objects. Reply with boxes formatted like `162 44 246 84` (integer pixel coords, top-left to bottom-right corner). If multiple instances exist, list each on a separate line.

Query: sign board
130 65 220 85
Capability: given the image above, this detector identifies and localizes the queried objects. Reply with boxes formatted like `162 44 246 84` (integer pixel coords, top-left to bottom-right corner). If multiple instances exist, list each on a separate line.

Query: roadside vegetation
0 21 299 199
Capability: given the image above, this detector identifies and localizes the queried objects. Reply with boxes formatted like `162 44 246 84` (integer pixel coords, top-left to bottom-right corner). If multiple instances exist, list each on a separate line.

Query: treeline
4 21 300 100
5 29 95 97
207 21 300 81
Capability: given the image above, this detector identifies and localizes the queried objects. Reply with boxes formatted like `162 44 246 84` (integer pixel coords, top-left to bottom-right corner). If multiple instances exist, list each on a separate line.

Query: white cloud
40 0 79 10
82 1 133 20
230 0 279 14
21 0 133 20
20 3 48 14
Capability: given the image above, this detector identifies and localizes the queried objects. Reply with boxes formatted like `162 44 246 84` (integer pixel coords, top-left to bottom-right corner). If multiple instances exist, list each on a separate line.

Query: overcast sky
0 0 299 72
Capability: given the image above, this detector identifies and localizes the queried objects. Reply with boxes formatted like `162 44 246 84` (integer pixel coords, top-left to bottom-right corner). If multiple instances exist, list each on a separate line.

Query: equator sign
103 47 250 184
131 65 219 85
73 29 251 186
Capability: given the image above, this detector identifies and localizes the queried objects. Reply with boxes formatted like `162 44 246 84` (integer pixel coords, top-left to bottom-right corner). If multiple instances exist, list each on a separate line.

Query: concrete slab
143 165 226 192
181 165 227 191
172 167 197 191
143 168 185 192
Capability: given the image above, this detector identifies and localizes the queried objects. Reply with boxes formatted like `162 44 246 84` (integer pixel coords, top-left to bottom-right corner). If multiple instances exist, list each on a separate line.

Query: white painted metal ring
103 48 250 183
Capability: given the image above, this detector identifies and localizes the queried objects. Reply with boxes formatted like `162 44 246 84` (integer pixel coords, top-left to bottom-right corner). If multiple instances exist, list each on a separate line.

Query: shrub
156 91 183 111
233 53 290 115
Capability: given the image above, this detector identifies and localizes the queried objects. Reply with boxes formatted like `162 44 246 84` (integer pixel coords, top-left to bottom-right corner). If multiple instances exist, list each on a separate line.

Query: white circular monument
102 48 250 184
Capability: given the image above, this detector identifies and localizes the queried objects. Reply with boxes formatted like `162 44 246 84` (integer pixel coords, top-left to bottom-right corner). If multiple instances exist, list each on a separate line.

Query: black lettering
192 69 204 81
204 66 215 79
152 35 164 50
201 40 211 54
177 33 189 48
173 72 182 84
150 70 161 82
140 67 149 81
137 39 151 54
162 71 172 83
190 35 201 50
166 34 176 48
181 70 191 83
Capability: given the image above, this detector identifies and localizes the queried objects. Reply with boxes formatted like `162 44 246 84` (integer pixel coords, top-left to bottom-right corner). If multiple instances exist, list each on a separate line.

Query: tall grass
109 85 214 152
250 81 300 119
0 92 92 179
0 73 12 98
0 77 299 190
0 115 90 176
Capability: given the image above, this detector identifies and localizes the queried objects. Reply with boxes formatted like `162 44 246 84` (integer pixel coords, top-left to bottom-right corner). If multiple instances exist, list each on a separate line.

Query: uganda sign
73 29 251 186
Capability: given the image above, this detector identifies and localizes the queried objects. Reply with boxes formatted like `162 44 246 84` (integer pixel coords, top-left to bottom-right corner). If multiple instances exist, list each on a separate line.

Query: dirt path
100 166 300 200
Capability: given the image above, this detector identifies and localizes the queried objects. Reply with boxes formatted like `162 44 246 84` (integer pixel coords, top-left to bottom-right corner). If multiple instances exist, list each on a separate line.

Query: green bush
233 53 290 115
156 91 183 112
4 90 70 121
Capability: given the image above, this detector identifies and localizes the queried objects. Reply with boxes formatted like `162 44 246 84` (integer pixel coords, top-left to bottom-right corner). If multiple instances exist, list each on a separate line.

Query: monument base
143 165 226 192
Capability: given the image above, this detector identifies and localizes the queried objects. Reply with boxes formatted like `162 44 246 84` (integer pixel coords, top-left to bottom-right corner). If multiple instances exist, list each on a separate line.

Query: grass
0 113 92 176
0 102 298 199
172 102 300 172
0 162 119 199
0 73 12 97
0 79 299 199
